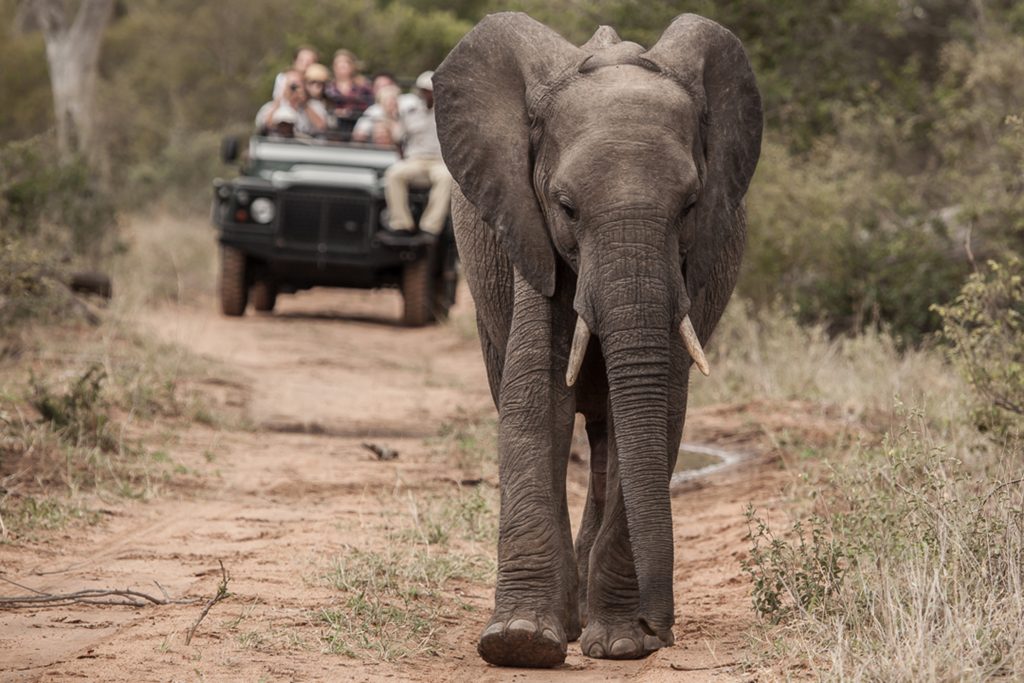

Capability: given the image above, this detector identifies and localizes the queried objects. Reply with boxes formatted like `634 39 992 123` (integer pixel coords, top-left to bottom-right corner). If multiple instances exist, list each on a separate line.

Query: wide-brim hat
415 71 434 92
305 63 330 82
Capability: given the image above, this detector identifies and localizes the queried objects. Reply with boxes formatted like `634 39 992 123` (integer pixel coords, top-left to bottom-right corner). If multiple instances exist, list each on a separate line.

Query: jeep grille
278 189 372 254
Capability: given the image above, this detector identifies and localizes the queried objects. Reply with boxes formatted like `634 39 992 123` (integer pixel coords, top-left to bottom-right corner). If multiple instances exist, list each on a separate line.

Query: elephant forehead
552 68 699 136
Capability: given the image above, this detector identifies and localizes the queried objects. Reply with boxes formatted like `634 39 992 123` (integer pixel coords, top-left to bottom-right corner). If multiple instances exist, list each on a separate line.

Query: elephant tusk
565 316 591 387
679 315 710 377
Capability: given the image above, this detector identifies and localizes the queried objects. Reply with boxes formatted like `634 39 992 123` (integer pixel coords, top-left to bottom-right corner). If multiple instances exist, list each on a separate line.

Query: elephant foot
478 612 567 668
580 619 674 660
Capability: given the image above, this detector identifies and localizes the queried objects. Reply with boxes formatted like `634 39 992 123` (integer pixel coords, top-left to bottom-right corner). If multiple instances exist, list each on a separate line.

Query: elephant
433 12 762 668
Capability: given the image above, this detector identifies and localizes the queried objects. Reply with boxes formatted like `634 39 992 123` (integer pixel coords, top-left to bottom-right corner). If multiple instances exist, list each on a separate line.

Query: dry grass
316 484 496 661
110 209 218 311
718 300 1024 681
701 299 961 423
312 414 499 661
0 210 227 539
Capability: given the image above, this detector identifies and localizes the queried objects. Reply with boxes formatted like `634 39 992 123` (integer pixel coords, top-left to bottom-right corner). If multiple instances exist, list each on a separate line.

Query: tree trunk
28 0 115 163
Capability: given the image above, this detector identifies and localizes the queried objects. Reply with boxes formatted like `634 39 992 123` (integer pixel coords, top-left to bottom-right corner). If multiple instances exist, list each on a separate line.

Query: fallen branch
0 574 198 609
185 560 231 645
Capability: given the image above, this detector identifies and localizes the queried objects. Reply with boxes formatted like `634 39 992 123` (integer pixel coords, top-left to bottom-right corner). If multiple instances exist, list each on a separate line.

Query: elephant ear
434 13 583 297
641 14 763 297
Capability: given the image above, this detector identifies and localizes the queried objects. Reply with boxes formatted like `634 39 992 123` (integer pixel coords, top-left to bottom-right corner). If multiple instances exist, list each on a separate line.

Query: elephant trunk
581 218 680 640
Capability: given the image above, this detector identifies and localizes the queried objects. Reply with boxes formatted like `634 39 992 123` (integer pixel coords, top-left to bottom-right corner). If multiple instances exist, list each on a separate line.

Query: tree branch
26 0 69 39
0 574 199 609
69 0 115 44
184 561 231 645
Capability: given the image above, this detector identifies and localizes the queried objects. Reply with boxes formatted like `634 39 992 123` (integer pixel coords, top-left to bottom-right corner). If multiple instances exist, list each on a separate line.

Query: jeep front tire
220 245 248 316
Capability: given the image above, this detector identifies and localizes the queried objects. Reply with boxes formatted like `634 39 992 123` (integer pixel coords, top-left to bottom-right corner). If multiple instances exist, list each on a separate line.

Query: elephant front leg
478 272 578 668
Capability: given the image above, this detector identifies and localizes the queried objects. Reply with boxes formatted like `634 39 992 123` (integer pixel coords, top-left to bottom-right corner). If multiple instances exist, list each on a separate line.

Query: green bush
742 139 969 344
0 238 65 333
934 257 1024 428
742 507 847 623
0 137 117 263
30 363 117 453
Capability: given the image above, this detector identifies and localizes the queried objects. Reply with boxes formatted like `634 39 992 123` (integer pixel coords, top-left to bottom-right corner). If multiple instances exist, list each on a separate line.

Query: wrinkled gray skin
433 12 762 668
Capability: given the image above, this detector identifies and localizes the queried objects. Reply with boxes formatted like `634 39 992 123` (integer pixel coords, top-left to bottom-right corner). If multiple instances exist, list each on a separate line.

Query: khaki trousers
384 157 453 234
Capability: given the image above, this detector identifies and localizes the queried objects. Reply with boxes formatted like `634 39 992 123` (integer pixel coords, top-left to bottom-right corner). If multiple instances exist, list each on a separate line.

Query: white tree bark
27 0 115 161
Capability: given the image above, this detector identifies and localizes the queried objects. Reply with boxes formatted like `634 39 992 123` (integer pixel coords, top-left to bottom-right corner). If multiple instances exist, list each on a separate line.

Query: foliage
745 410 1024 679
30 363 116 452
0 238 65 333
0 136 117 263
0 2 52 142
742 507 847 623
934 258 1024 427
2 0 1023 339
742 139 970 343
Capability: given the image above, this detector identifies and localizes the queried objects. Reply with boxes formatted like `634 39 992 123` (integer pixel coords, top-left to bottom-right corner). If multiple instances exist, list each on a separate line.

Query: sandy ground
0 286 793 682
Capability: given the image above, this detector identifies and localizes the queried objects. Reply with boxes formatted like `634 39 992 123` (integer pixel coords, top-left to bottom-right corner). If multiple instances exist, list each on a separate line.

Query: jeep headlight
250 197 275 224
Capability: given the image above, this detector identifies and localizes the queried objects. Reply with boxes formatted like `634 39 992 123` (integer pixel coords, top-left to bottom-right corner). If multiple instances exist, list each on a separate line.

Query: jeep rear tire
401 253 433 327
220 245 248 316
251 279 277 313
432 243 458 322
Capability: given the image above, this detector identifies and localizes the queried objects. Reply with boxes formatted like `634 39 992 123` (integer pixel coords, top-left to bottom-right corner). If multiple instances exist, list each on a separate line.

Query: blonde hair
332 49 364 73
375 84 400 105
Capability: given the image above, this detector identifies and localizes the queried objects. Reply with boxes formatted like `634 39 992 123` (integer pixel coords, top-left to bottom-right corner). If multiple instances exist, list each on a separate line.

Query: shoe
377 228 435 247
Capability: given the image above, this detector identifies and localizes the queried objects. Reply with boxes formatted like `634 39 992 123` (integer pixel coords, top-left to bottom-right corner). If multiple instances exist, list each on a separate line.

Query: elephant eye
559 198 578 221
552 192 577 222
683 192 698 213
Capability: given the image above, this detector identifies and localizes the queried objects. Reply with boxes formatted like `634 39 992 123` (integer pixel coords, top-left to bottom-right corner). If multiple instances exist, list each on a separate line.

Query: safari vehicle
212 136 457 326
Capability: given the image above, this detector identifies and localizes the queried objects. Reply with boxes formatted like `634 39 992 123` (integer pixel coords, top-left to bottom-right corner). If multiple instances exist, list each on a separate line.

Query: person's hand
371 123 393 145
285 80 306 108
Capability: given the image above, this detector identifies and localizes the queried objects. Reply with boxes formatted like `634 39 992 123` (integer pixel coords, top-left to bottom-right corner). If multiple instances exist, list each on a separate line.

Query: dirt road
1 287 785 682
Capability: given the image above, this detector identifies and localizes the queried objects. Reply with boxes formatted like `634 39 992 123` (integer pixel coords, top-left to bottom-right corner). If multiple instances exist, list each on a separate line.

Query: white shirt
352 103 387 140
395 93 441 160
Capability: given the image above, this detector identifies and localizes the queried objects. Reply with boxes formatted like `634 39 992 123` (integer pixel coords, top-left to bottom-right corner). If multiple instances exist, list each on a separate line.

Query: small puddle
671 443 751 487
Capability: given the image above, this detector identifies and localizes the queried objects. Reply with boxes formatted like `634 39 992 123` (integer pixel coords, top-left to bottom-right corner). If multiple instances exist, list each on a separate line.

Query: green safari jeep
212 136 457 326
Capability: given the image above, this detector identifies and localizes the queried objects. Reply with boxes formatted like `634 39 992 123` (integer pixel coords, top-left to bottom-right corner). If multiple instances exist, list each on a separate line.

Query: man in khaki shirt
383 71 453 236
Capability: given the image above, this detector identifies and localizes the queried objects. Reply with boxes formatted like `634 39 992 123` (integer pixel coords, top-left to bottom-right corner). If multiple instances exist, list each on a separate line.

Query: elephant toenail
507 618 537 635
643 634 665 652
481 622 504 638
610 638 639 658
587 643 606 658
541 628 559 643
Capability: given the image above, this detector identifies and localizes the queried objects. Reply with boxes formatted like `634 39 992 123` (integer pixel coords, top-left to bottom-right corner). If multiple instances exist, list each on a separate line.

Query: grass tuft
316 483 496 662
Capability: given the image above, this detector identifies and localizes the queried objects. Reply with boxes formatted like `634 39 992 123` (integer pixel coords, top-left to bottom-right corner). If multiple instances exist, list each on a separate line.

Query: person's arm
255 101 279 132
305 99 327 132
351 106 376 141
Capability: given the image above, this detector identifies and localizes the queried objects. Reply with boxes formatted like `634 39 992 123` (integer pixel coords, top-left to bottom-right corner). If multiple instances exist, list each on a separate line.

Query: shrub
934 257 1024 429
745 409 1024 680
0 137 117 264
30 363 117 453
0 238 66 334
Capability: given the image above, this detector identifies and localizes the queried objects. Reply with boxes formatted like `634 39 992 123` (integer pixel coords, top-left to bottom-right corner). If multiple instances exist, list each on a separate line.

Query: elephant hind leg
580 418 673 660
574 415 608 632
